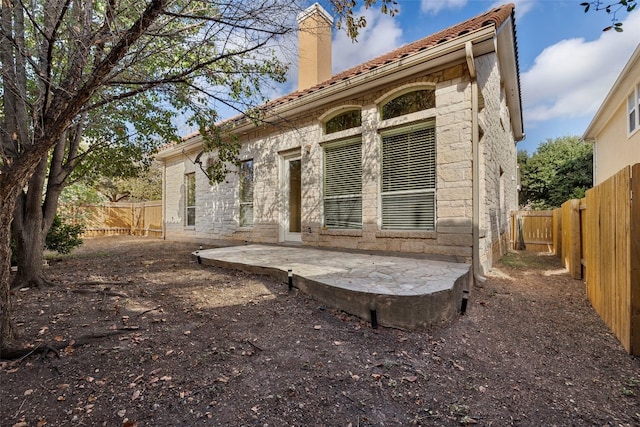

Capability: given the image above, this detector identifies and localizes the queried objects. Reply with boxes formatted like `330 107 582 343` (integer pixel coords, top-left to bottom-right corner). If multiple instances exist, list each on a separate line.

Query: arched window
381 89 435 120
325 109 361 134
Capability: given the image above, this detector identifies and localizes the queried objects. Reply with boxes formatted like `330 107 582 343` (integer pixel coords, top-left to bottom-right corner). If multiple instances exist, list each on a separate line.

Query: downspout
162 162 167 240
466 41 486 284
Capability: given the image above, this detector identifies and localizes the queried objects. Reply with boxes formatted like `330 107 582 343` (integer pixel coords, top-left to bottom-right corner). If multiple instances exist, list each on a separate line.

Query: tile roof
165 3 516 148
265 3 516 109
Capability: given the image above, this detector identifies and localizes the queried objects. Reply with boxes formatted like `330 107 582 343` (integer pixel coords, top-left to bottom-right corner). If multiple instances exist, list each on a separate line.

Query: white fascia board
156 135 203 161
583 43 640 139
495 17 524 141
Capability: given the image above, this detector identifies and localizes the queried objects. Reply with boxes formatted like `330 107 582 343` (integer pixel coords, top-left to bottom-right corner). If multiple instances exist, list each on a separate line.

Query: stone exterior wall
162 59 517 267
476 53 518 272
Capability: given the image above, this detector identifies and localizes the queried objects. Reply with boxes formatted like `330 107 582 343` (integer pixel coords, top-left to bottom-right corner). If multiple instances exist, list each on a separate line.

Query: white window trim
319 126 362 144
377 108 436 133
323 137 363 230
239 159 254 228
379 122 437 231
185 172 196 228
629 82 640 137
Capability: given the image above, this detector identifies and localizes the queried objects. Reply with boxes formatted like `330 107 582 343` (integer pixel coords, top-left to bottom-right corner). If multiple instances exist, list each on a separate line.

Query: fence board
552 208 562 258
64 202 162 237
631 164 640 354
584 166 633 353
561 199 581 279
511 210 553 252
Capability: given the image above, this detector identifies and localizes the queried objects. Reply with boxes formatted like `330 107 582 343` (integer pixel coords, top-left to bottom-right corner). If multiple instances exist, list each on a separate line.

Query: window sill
319 229 363 237
376 230 436 239
320 126 362 144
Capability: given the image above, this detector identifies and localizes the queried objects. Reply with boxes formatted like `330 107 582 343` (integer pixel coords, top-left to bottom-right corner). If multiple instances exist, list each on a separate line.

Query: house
157 3 523 275
583 43 640 185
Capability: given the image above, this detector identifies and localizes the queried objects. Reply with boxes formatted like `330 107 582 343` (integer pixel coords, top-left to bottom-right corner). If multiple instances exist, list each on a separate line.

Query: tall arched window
379 88 437 230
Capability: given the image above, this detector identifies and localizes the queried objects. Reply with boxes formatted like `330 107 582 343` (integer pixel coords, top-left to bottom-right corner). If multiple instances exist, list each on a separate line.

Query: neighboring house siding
585 44 640 185
592 101 640 185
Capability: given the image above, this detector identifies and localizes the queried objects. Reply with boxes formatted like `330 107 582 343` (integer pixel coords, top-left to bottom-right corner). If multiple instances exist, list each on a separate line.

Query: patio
194 244 471 330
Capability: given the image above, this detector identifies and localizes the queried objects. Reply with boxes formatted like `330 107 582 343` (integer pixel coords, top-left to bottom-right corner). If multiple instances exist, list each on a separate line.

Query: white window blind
381 126 436 230
239 160 254 227
185 173 196 227
324 140 362 228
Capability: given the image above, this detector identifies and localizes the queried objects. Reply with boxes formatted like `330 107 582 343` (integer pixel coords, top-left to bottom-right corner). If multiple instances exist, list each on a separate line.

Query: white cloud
521 11 640 124
421 0 467 15
331 6 404 74
422 0 536 18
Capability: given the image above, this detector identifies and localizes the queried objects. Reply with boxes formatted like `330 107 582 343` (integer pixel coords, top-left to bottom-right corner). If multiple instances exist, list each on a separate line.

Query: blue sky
274 0 640 154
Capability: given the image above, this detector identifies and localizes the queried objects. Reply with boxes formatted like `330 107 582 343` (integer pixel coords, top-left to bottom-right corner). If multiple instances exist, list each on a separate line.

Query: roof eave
583 43 640 140
156 136 203 160
230 26 498 134
496 15 523 142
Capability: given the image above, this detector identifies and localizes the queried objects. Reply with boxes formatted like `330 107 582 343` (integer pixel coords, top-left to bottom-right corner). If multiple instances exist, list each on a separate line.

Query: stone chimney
297 3 333 91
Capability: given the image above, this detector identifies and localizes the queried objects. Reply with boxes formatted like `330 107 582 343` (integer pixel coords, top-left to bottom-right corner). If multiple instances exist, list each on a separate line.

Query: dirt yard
1 236 639 426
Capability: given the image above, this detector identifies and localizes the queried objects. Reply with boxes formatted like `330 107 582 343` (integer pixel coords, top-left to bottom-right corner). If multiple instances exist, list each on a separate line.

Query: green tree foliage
0 0 397 347
45 217 85 256
11 216 83 265
95 163 163 202
518 136 593 209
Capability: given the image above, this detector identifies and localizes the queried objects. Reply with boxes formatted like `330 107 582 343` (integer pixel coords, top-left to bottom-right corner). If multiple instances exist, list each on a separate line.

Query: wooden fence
64 201 162 237
512 164 639 355
510 210 554 252
581 165 639 355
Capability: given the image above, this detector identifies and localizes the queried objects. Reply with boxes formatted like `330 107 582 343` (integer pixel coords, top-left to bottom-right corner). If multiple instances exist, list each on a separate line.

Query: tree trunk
12 133 73 289
12 154 51 289
12 213 48 289
0 197 18 348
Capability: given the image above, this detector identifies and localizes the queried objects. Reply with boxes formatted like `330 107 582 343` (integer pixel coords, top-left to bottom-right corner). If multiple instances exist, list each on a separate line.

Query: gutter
466 41 486 285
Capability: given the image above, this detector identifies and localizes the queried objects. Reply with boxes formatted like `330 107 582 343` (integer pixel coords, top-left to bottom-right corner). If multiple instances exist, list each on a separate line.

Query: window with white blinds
185 173 196 227
381 125 436 230
239 160 254 227
324 140 362 228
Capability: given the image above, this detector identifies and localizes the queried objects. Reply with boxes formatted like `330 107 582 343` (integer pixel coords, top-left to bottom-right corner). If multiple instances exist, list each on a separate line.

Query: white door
282 154 302 242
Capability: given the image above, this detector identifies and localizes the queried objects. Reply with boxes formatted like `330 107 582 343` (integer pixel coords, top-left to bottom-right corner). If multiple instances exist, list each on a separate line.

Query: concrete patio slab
194 245 471 330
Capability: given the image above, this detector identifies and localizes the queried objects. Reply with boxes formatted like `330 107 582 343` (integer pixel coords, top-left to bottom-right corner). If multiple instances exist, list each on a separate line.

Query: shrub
45 216 85 254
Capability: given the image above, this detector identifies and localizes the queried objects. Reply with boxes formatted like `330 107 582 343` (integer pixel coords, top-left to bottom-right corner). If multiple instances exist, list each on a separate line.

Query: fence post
130 203 135 235
552 208 562 258
561 199 582 279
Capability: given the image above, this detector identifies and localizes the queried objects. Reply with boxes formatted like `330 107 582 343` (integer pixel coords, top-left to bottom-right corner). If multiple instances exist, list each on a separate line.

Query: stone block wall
476 53 518 271
162 59 516 266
